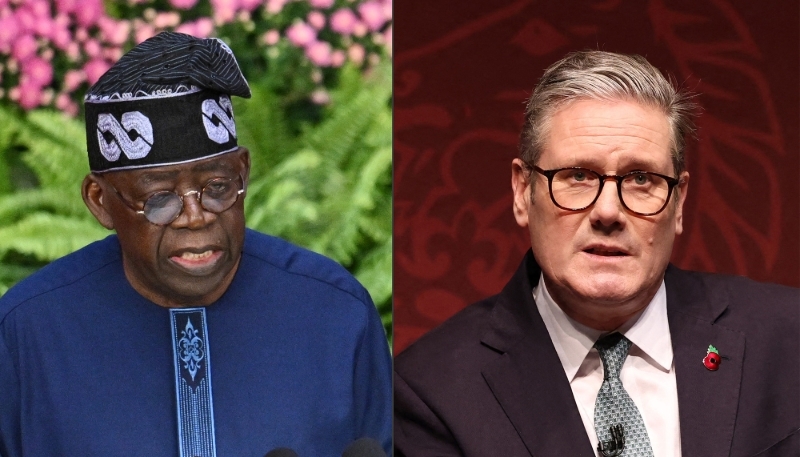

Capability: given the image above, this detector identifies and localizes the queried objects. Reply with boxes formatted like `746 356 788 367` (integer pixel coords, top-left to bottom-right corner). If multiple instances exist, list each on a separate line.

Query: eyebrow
136 170 179 186
191 159 236 174
135 159 237 186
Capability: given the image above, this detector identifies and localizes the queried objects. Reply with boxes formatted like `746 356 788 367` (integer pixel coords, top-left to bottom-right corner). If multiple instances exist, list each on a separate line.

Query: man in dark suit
394 51 799 457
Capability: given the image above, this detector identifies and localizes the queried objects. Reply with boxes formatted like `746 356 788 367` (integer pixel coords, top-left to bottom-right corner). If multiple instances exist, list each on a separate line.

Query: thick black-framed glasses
101 175 245 225
530 165 681 216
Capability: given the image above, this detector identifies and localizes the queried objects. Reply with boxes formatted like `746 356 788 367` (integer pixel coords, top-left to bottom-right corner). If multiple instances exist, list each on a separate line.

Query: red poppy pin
703 345 721 371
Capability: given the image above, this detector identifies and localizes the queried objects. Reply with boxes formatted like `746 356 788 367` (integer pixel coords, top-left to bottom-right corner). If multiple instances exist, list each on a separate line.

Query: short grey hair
519 50 697 176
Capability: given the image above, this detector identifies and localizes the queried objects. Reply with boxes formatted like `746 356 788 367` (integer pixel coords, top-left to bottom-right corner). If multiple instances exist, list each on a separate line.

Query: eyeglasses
530 165 681 216
103 175 245 225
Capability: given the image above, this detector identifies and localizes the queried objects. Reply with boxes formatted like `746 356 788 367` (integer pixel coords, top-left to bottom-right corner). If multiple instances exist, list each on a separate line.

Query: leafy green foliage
240 60 392 338
0 104 110 294
0 61 392 341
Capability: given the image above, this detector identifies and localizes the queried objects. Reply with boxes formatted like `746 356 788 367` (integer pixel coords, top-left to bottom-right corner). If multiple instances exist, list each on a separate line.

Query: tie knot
595 333 631 380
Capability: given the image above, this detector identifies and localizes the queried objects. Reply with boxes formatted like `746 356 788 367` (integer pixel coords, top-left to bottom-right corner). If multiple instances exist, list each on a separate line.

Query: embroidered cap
84 32 251 172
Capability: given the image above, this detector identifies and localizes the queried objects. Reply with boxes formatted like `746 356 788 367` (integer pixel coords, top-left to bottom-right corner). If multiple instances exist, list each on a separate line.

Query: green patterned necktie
593 333 654 457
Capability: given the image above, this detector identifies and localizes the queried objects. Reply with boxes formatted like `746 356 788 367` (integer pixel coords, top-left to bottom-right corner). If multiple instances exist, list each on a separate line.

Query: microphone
264 448 299 457
597 424 625 457
342 437 387 457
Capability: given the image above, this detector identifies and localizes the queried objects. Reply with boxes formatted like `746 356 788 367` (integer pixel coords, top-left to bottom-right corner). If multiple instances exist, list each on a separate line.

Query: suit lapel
480 252 595 457
666 267 745 457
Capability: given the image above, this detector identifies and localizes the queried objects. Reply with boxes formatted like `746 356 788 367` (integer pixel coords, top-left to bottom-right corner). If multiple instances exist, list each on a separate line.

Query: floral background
0 0 393 338
393 0 799 353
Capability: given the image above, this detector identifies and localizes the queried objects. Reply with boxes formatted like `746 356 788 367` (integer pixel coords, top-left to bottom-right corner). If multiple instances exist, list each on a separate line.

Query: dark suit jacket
394 251 800 457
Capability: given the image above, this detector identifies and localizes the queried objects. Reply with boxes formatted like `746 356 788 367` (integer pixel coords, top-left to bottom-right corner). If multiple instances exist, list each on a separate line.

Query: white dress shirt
533 274 682 457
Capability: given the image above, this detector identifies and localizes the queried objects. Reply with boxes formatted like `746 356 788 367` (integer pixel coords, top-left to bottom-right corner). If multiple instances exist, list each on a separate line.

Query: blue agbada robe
0 229 391 456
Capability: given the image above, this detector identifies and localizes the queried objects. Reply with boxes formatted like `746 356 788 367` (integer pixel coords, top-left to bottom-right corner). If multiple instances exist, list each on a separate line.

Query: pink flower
305 40 331 66
74 0 103 27
330 50 345 67
29 0 51 18
239 0 261 11
55 0 79 15
261 29 280 46
54 14 70 27
15 7 36 32
310 88 330 105
286 21 316 47
265 0 286 15
382 0 392 21
307 11 325 30
347 43 364 64
75 27 89 42
103 46 124 62
352 21 367 37
309 0 334 8
169 0 199 9
11 35 38 63
55 92 71 109
175 18 214 38
34 16 54 37
84 39 101 58
0 16 19 52
134 21 156 44
21 57 53 87
358 1 386 31
330 9 357 35
98 17 131 46
17 82 43 110
63 69 86 92
55 93 78 116
84 58 111 84
211 0 237 24
50 23 72 50
383 25 391 55
153 11 181 28
65 42 80 60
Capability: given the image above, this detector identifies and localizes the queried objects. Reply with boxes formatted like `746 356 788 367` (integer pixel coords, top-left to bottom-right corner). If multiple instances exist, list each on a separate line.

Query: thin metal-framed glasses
101 174 246 225
530 165 681 216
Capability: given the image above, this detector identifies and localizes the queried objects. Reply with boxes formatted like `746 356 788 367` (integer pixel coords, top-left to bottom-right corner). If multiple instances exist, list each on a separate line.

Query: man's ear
82 174 114 230
237 147 251 190
511 158 531 228
673 170 689 236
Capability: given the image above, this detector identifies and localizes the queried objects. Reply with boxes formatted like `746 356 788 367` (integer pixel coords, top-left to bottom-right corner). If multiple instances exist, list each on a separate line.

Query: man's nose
589 179 626 228
172 190 216 229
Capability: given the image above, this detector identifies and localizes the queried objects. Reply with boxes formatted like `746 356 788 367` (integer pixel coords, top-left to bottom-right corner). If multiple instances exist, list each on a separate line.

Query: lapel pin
703 345 721 371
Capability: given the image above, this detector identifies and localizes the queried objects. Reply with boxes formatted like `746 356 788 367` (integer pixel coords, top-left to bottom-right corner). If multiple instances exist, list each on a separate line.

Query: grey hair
519 50 697 176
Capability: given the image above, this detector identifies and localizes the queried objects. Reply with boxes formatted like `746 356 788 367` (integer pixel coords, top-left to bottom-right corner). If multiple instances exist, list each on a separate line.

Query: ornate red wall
393 0 800 353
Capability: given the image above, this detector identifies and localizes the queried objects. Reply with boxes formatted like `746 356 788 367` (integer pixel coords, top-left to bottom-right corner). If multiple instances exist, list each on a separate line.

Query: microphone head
264 447 299 457
342 437 387 457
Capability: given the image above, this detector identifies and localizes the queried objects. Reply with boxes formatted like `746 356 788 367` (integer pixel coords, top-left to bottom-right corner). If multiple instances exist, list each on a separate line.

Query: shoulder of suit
668 265 799 326
241 228 371 305
0 235 120 320
395 294 499 376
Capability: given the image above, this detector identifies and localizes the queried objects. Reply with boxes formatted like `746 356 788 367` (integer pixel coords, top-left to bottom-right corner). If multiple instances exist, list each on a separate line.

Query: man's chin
565 273 642 306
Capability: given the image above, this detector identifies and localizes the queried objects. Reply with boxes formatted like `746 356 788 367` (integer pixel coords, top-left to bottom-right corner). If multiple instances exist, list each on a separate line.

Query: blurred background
0 0 392 339
394 0 799 353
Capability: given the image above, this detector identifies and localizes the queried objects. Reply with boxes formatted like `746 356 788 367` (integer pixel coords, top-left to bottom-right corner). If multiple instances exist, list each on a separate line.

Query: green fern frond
0 214 108 261
17 110 89 190
0 188 93 223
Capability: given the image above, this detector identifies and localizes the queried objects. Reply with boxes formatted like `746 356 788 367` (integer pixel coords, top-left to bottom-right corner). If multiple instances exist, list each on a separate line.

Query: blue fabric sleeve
352 289 393 455
0 318 21 457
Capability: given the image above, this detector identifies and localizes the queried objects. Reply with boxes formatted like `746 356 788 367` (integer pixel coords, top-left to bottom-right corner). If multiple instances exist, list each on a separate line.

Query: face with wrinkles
83 148 250 308
512 99 689 330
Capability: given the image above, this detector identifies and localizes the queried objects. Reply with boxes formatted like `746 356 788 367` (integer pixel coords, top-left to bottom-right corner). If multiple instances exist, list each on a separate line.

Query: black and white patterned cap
85 32 252 172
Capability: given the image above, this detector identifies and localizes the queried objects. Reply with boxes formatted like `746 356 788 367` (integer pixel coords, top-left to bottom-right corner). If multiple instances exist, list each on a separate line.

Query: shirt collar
533 273 673 381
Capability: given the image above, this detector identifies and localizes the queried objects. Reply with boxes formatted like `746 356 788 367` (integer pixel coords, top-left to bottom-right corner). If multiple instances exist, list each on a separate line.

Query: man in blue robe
0 32 391 457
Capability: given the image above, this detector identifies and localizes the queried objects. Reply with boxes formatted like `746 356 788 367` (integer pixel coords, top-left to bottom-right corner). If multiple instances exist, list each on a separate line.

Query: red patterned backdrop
393 0 800 353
